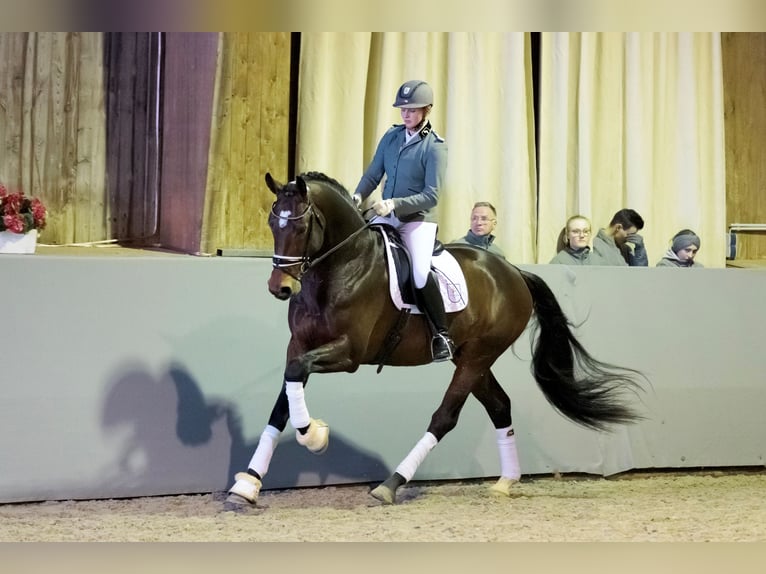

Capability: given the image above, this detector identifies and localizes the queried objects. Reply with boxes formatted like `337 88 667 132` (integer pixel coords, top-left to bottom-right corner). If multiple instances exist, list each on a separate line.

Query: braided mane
299 172 355 206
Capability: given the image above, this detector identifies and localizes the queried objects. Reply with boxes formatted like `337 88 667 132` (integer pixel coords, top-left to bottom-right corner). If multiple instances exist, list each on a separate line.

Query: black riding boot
415 273 455 362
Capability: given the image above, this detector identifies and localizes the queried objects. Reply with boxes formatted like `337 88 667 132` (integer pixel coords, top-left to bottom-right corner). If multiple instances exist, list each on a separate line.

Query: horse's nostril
278 286 292 299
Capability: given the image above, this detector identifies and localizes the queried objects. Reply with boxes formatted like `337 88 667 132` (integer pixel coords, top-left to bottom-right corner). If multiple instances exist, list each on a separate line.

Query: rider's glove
373 198 395 217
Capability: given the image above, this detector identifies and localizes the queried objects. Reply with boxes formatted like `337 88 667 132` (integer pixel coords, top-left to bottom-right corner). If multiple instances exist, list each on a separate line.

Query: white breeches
371 214 437 289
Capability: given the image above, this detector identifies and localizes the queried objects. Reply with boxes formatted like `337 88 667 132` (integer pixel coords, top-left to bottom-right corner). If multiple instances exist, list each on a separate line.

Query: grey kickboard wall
2 255 765 503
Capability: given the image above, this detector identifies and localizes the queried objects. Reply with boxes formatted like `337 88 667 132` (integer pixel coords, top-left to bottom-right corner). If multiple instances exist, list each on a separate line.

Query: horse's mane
299 171 355 207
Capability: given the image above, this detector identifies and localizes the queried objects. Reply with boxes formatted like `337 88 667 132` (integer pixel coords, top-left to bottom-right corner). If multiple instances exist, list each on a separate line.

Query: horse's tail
519 269 645 431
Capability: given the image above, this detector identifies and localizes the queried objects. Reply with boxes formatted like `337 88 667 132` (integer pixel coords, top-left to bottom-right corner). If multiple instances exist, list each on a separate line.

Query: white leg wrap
395 432 438 482
228 472 262 503
490 426 521 496
247 425 281 478
285 381 311 429
496 426 521 479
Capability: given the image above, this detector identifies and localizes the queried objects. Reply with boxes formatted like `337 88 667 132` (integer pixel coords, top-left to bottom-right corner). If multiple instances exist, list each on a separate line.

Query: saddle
370 225 467 372
373 225 468 313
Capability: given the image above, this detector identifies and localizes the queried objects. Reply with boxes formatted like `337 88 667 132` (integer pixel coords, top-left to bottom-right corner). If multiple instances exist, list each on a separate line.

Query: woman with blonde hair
549 215 593 265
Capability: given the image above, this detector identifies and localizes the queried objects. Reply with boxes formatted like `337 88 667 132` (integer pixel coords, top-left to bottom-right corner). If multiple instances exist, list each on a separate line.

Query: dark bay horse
227 171 644 506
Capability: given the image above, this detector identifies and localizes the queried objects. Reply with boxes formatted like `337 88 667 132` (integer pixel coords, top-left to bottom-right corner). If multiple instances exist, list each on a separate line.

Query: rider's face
401 107 427 132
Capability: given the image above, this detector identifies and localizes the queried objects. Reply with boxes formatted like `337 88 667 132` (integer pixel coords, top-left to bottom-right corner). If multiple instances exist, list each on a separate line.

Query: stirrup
431 333 455 362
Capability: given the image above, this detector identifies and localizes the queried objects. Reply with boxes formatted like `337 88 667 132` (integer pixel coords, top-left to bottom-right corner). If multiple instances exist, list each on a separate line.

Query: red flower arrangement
0 183 47 234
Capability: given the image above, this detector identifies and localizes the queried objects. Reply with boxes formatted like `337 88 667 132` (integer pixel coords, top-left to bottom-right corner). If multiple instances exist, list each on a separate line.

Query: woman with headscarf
656 229 704 267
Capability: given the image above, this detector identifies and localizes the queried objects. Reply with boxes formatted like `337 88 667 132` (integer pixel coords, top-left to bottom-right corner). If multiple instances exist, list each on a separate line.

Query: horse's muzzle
268 270 300 300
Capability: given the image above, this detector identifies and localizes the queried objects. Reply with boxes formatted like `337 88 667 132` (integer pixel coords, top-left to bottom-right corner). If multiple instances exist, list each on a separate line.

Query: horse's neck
314 193 367 248
325 224 378 265
311 218 380 288
310 189 381 273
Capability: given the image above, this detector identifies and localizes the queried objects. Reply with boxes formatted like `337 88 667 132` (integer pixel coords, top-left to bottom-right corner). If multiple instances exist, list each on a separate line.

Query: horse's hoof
225 492 254 506
296 418 329 454
489 477 519 497
370 484 396 505
227 472 262 504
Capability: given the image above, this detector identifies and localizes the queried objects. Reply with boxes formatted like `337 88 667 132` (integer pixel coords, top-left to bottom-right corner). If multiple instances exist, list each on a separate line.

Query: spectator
656 229 704 268
451 201 505 258
549 215 593 265
591 208 646 266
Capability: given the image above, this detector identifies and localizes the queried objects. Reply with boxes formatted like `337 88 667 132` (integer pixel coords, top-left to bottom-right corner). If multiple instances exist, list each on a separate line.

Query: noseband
270 194 373 282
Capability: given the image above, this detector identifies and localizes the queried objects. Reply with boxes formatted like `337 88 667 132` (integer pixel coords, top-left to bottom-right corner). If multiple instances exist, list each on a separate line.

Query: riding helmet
393 80 433 109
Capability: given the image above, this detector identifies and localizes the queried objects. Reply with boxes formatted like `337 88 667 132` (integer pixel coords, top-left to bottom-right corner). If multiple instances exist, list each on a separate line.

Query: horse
226 171 645 506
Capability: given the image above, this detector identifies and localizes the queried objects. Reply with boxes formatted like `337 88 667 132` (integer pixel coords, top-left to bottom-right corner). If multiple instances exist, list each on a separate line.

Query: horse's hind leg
471 369 521 497
370 358 484 505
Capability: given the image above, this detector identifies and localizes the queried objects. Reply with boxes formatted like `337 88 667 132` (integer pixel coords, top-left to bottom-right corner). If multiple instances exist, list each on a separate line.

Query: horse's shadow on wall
101 362 390 496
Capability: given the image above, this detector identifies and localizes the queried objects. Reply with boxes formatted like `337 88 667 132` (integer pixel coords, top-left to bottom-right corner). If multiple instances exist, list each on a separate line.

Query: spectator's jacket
549 246 591 265
590 229 629 266
656 249 705 268
452 230 505 258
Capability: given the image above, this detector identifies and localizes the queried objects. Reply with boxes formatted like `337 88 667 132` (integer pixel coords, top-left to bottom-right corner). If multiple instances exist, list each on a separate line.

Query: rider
352 80 455 362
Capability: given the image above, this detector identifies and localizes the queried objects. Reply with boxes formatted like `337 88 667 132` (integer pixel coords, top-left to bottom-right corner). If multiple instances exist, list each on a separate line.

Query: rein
307 220 374 270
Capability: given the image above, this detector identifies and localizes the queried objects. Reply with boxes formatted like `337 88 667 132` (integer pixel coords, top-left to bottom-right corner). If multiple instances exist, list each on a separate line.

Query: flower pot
0 229 38 254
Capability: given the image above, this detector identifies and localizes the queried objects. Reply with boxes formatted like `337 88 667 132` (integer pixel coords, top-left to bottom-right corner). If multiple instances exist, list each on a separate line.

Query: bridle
270 194 373 282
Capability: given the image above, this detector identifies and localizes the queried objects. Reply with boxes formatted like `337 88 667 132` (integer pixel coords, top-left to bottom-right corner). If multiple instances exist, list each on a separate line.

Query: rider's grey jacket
354 122 447 223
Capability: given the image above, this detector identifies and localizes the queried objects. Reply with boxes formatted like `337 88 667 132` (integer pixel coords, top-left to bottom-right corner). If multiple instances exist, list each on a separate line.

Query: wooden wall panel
201 32 292 254
104 33 161 243
159 32 220 254
0 33 107 245
723 32 766 260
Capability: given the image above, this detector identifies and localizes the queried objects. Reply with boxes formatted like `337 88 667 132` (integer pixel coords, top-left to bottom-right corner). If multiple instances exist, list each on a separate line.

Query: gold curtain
297 32 726 267
0 32 107 245
537 33 726 267
296 32 539 263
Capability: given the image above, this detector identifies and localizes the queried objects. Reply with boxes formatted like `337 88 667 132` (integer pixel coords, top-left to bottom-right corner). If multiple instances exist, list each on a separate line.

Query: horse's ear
265 172 280 196
295 176 309 198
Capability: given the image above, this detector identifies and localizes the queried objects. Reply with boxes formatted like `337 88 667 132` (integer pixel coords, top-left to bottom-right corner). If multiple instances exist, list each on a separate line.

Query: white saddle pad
379 230 468 314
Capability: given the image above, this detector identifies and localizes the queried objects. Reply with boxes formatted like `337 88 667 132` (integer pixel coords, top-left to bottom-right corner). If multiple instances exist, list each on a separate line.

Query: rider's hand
373 198 395 217
352 194 362 209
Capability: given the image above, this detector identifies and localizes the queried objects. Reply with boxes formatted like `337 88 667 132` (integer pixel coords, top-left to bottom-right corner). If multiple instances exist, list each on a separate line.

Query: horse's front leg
226 386 289 506
283 333 355 453
227 335 354 506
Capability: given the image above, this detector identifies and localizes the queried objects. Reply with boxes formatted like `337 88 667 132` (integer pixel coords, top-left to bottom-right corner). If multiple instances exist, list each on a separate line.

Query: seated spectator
451 201 505 258
591 208 647 266
550 215 593 265
656 229 704 268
